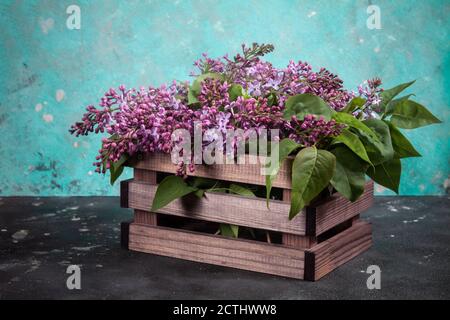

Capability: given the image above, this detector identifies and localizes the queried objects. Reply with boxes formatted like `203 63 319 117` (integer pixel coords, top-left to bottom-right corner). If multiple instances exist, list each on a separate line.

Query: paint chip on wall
307 11 317 18
56 89 65 102
35 103 43 112
214 21 224 33
39 18 54 34
43 114 54 123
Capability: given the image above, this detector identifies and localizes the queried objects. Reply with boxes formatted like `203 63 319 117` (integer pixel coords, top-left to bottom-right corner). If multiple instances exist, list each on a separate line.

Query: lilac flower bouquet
70 43 441 231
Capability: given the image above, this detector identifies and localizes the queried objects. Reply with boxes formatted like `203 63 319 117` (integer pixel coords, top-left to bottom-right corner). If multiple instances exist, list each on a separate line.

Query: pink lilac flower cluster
70 82 195 173
194 44 354 111
70 43 382 174
285 115 345 147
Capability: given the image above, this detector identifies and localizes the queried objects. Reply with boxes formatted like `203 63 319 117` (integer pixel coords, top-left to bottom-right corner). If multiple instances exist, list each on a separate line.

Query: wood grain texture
128 152 293 189
282 233 317 249
129 223 305 279
134 169 157 184
134 209 158 225
304 221 372 281
120 179 132 208
313 182 374 236
126 180 307 235
281 189 317 248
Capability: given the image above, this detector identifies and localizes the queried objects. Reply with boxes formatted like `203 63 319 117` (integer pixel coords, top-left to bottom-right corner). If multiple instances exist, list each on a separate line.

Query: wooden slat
304 221 372 281
126 180 307 235
134 209 158 225
313 182 374 236
282 233 316 248
129 223 305 279
281 189 317 248
120 179 132 208
129 153 293 189
134 169 157 184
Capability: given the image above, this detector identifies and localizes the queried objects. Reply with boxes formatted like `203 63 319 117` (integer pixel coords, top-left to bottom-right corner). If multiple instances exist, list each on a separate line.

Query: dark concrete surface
0 196 449 300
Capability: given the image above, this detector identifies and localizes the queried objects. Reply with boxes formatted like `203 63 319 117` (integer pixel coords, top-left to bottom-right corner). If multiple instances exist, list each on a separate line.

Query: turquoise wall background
0 0 448 196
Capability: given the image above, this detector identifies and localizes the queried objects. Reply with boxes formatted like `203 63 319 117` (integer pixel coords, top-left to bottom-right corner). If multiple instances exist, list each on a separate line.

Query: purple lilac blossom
70 44 383 175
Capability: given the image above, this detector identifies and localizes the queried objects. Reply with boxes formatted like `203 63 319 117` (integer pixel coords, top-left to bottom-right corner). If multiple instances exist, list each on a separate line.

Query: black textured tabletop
0 196 449 299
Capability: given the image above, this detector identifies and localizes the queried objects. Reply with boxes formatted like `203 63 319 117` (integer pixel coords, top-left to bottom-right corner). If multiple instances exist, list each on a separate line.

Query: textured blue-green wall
0 0 448 196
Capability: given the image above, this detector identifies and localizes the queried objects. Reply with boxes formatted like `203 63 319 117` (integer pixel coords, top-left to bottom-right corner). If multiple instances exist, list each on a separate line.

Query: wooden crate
121 153 374 281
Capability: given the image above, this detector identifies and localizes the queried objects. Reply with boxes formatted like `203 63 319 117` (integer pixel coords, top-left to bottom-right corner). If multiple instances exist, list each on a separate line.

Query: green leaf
342 97 366 113
265 138 301 206
194 189 205 198
187 88 199 105
380 80 415 111
191 73 224 95
330 145 368 201
220 224 239 238
289 146 336 219
390 100 442 129
229 184 256 197
332 112 380 142
110 154 129 185
383 94 414 118
385 121 421 159
228 84 243 101
360 119 394 165
283 94 335 121
267 91 278 106
189 177 218 189
151 176 198 211
110 165 124 186
333 129 372 165
367 158 401 194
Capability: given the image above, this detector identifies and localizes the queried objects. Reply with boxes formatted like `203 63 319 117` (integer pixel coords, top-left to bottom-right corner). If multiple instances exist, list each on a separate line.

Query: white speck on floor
25 259 41 273
43 213 56 217
423 253 434 259
387 205 398 212
12 230 29 240
32 251 49 255
71 245 100 252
